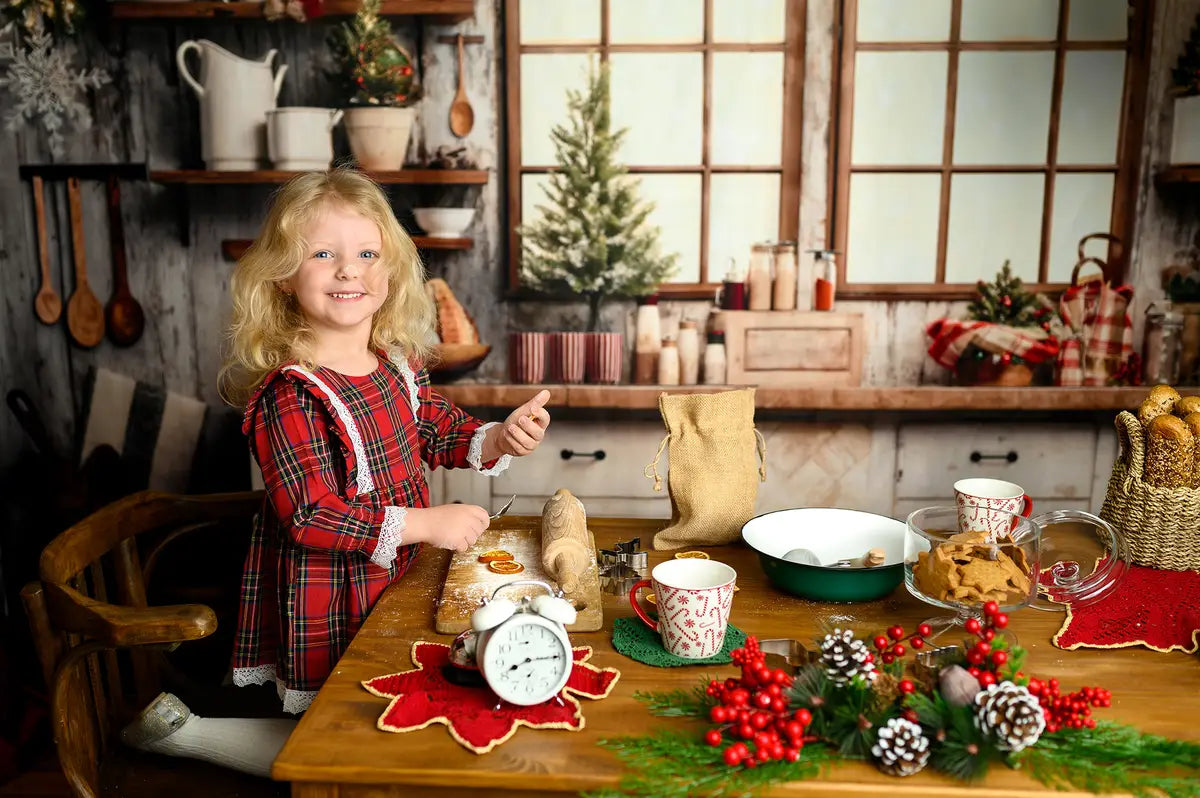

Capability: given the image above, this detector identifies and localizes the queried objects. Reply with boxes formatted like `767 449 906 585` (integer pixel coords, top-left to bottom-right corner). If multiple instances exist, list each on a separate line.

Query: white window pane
846 173 941 283
853 52 947 165
610 53 703 165
1069 0 1128 40
519 0 600 44
710 174 780 283
521 173 552 229
945 174 1044 283
610 0 703 43
1057 51 1125 165
712 53 783 166
961 0 1058 41
713 0 785 43
520 54 592 167
954 52 1053 165
633 174 702 283
1048 173 1114 282
857 0 950 42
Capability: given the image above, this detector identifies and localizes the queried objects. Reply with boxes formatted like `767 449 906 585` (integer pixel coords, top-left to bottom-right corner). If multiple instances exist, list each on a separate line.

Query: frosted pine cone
819 628 876 686
974 681 1046 752
871 717 930 777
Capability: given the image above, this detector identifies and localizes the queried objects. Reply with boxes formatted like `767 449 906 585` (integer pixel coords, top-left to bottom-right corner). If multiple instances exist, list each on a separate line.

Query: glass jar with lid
1143 303 1184 385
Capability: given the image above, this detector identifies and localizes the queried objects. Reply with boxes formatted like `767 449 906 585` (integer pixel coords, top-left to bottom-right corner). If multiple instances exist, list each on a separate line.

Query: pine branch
634 683 715 717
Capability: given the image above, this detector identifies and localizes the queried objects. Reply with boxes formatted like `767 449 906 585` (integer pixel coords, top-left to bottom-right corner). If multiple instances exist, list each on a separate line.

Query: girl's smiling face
282 202 389 342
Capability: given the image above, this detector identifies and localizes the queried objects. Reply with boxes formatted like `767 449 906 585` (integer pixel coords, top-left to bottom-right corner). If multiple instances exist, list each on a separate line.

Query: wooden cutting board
434 516 603 634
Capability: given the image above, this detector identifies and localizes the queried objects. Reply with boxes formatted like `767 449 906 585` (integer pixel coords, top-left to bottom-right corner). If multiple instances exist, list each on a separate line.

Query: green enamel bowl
741 508 906 602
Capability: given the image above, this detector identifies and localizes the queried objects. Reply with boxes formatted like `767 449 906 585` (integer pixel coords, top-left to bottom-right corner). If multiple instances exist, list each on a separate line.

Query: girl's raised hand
492 389 551 457
403 504 490 551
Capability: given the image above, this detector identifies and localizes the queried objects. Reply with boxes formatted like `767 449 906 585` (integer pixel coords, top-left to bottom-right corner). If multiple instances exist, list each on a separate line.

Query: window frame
504 0 808 300
830 0 1154 301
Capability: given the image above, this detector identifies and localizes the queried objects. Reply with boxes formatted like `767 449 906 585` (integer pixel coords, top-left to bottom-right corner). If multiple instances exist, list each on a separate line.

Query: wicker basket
1099 411 1200 570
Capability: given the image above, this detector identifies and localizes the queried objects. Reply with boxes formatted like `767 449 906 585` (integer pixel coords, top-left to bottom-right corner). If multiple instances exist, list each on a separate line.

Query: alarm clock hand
507 653 563 671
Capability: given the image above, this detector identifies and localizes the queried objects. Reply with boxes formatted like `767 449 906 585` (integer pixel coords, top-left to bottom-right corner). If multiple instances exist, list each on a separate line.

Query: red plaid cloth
1057 280 1134 386
926 320 1060 370
233 354 491 708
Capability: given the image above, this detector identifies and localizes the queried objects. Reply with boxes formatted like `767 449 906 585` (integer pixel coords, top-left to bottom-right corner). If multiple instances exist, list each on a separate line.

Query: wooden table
273 518 1200 797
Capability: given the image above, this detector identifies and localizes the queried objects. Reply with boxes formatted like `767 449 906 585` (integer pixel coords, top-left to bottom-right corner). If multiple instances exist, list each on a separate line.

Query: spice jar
677 321 700 385
771 242 797 311
703 331 726 385
1143 303 1184 386
747 243 773 310
657 338 680 385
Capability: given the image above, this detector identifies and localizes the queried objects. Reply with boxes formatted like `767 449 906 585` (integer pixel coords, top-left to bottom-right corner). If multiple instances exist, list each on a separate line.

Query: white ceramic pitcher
176 39 288 170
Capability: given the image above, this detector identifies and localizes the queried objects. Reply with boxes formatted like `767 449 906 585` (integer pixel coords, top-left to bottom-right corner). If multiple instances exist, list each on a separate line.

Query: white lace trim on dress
393 357 421 417
371 505 407 568
232 665 318 715
282 366 375 495
467 422 513 476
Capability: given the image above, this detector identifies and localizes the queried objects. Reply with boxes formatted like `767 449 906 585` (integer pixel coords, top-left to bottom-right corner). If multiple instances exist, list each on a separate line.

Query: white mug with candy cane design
954 477 1033 538
629 559 736 659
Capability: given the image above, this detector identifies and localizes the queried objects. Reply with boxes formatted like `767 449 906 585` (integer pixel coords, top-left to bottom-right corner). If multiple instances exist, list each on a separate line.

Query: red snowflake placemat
1049 560 1200 653
362 641 620 754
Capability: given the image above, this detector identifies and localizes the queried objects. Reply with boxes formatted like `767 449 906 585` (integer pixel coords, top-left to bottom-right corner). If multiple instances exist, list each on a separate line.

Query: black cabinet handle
970 450 1018 464
561 448 606 461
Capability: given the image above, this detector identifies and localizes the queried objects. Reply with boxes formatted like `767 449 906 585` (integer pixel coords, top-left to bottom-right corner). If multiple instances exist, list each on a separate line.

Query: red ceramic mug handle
1020 495 1033 517
628 579 656 631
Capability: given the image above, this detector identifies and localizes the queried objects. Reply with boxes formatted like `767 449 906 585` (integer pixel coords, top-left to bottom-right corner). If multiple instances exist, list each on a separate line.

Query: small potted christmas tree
517 61 677 383
926 262 1060 387
1170 11 1200 164
327 0 421 170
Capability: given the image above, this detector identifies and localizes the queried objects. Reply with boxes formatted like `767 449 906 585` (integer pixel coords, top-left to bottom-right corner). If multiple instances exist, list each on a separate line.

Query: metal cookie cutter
598 537 649 595
757 639 815 676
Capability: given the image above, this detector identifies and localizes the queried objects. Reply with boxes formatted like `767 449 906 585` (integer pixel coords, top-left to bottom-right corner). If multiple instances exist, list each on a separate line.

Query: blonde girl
122 168 551 777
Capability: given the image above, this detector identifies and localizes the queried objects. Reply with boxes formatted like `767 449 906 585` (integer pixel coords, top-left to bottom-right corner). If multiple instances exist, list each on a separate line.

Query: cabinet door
896 423 1098 501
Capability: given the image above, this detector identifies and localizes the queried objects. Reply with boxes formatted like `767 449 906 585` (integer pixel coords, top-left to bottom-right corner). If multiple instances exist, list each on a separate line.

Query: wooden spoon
31 176 62 325
448 34 474 138
65 177 104 348
104 175 145 346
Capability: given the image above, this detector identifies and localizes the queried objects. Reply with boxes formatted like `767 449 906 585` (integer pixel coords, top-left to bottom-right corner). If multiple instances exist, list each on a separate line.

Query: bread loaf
1148 384 1180 413
1144 414 1194 488
1185 412 1200 488
1177 396 1200 417
425 278 479 345
1138 399 1170 427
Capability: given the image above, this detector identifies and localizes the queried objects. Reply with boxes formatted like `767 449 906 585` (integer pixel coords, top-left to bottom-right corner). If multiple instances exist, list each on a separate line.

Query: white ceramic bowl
412 207 475 239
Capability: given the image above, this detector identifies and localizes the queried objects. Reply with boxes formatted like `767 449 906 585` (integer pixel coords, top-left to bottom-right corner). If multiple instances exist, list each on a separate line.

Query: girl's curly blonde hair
218 168 435 407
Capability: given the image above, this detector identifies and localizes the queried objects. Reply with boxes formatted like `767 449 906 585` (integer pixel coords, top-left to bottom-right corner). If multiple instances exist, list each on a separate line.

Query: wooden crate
721 310 864 387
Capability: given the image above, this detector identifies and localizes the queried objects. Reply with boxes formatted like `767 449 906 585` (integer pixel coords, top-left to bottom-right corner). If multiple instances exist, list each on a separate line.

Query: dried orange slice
674 550 710 560
477 549 514 563
487 559 525 574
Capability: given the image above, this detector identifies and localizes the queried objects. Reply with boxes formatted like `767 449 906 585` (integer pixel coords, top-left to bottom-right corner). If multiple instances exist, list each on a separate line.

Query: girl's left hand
492 389 551 457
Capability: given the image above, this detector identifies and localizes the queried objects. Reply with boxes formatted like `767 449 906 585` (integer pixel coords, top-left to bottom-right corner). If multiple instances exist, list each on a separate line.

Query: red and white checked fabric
1057 280 1134 386
926 320 1060 370
585 332 623 384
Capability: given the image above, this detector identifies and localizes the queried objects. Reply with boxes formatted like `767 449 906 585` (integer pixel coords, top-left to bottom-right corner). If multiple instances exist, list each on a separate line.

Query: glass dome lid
1029 509 1127 611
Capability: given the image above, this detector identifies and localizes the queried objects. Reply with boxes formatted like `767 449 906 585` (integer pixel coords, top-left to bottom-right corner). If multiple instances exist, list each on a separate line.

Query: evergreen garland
516 60 678 332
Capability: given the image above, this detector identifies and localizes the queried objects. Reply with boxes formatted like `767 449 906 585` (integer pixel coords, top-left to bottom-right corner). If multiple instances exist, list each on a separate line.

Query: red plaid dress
231 354 509 713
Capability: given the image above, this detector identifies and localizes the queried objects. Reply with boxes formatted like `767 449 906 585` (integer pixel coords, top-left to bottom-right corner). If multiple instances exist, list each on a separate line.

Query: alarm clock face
479 615 572 706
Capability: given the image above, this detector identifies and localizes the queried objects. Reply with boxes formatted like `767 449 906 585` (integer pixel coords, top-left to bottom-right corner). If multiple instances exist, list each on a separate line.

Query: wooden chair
19 490 289 798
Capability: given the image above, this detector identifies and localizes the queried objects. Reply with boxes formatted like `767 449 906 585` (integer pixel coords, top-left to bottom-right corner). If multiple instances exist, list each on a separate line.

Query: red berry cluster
962 601 1010 687
870 623 932 665
703 637 813 768
1027 678 1111 733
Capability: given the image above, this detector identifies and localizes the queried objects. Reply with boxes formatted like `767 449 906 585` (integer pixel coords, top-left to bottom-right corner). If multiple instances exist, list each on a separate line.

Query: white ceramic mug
954 477 1033 538
629 559 736 659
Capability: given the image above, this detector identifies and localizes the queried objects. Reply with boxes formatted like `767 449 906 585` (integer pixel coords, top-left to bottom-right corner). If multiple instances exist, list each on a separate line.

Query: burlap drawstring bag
643 388 766 550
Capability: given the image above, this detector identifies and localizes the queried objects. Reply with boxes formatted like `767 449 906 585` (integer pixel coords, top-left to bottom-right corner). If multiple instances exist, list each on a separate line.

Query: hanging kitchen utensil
448 33 475 138
65 177 104 348
31 176 62 325
104 175 145 347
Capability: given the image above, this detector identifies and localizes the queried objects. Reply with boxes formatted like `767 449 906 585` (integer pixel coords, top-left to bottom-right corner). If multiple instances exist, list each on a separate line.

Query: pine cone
819 628 876 686
871 717 930 777
973 681 1046 752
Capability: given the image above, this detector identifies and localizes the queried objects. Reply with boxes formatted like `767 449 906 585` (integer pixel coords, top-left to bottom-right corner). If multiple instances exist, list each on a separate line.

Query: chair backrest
21 490 263 798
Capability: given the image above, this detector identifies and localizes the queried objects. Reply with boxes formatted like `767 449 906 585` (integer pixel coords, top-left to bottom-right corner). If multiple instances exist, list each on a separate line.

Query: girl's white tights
120 692 297 778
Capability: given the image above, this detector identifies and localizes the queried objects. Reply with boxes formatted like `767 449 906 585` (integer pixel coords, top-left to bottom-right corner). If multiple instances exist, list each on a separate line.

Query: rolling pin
541 489 594 596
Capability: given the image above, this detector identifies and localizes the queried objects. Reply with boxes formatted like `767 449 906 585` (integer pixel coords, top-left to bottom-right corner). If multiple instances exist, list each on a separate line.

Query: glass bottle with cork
719 257 747 310
809 249 839 311
1143 302 1184 385
771 241 797 311
747 243 773 310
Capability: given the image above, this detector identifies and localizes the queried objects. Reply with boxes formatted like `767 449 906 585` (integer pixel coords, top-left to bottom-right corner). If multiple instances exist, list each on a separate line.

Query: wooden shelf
221 236 471 261
150 169 489 185
434 384 1159 413
109 0 475 22
1155 165 1200 186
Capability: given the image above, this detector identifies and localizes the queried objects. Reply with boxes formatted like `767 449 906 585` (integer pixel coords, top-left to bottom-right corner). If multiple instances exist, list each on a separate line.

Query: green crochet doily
612 616 747 666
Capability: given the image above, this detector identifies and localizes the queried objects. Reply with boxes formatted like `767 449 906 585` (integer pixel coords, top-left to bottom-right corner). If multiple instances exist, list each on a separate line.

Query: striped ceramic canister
508 332 547 384
585 332 623 384
550 332 587 384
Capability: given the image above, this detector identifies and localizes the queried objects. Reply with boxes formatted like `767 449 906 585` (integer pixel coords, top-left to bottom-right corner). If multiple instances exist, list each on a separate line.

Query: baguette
1185 412 1200 488
1176 395 1200 417
1144 414 1194 488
